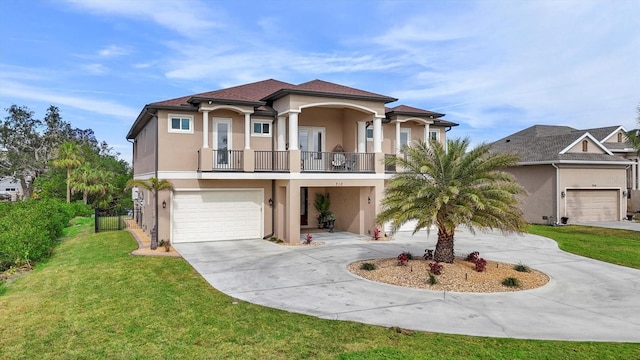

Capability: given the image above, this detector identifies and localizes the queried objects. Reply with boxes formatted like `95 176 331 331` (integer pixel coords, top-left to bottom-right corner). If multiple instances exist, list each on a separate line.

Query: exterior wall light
162 200 167 209
561 191 565 198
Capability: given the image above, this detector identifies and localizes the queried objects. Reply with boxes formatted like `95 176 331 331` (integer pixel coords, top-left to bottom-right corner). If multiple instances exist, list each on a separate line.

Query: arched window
582 140 588 152
618 132 623 142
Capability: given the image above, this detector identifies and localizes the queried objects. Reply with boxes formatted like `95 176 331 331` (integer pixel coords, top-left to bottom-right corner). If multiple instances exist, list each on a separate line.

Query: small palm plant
125 177 174 250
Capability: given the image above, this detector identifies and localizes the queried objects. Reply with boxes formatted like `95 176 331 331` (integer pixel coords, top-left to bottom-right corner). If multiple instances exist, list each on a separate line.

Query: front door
300 187 308 226
214 118 232 167
299 127 325 170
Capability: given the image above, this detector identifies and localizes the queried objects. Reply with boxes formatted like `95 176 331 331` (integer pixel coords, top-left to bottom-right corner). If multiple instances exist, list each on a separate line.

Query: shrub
403 251 413 260
474 258 487 272
423 249 434 260
397 253 409 266
502 277 521 287
360 262 376 271
428 262 443 275
466 251 480 262
303 233 313 244
514 262 530 272
373 227 381 240
428 273 437 285
0 199 74 271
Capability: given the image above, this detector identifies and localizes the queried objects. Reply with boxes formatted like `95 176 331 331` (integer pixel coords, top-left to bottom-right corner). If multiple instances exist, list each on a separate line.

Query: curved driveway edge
173 230 640 342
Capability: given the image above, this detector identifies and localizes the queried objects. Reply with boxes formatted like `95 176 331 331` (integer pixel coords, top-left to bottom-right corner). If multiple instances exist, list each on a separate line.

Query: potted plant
325 212 336 233
314 193 330 228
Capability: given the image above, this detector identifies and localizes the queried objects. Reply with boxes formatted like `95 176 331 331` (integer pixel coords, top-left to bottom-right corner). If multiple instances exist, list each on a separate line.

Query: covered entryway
172 189 263 243
565 189 619 222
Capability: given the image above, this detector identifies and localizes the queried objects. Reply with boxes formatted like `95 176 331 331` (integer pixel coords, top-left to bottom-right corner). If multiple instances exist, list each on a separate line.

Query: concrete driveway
173 230 640 342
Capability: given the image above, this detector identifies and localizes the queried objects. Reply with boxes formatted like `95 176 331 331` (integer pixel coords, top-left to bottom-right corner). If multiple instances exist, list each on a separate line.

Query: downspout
552 163 560 225
263 116 276 239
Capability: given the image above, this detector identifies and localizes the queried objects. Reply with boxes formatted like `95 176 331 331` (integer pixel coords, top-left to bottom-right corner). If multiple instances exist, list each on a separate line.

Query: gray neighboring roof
490 125 630 163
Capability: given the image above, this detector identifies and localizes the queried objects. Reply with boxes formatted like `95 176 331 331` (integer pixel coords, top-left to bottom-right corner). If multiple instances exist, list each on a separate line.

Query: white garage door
172 189 263 243
566 189 619 222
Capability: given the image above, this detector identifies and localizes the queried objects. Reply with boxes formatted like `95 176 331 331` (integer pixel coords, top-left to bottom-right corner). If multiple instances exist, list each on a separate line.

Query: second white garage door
565 189 619 222
172 189 263 243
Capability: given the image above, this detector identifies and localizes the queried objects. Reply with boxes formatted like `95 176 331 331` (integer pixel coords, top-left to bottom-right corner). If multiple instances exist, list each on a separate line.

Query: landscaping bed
349 257 549 292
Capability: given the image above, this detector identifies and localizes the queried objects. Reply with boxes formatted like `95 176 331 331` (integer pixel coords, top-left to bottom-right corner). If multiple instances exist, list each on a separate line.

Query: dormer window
617 132 623 142
582 140 588 152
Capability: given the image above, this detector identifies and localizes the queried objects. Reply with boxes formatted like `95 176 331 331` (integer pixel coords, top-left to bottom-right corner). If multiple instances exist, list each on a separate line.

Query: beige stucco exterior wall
504 165 556 224
273 94 387 118
133 116 157 176
558 165 627 220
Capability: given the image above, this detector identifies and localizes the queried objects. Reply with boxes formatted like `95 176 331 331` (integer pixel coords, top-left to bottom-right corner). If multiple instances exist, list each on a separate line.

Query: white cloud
82 63 109 74
1 80 138 119
98 45 129 57
61 0 222 37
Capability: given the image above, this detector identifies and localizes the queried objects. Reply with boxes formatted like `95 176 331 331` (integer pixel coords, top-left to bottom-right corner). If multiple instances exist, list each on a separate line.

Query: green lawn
0 222 638 359
528 225 640 269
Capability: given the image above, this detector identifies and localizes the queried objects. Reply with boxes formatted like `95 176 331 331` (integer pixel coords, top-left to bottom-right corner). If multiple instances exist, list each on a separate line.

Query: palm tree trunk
434 229 455 263
66 169 71 203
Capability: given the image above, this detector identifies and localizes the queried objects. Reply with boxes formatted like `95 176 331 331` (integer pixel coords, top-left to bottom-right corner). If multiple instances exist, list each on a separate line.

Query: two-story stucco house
126 79 457 245
489 125 638 224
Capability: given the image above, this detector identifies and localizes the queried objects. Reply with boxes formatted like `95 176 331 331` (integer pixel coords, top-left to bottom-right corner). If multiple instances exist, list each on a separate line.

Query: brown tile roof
151 79 295 107
386 105 445 118
261 79 397 103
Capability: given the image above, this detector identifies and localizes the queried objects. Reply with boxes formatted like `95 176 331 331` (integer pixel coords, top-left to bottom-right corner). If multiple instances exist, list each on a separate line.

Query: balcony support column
288 111 300 150
395 121 401 155
373 116 383 153
244 112 251 149
357 121 366 153
202 110 209 148
424 123 431 147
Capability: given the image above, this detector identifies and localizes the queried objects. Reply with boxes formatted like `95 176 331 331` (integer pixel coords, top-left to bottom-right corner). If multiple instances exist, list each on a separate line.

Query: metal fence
212 150 244 171
94 208 129 232
255 151 289 172
301 151 375 173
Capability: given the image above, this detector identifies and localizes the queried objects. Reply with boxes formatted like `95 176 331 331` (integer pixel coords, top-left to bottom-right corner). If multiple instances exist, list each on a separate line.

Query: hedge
0 199 81 271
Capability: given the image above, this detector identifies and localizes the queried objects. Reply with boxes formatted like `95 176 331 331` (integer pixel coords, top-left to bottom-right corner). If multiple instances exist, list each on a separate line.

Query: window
400 128 411 152
430 131 439 141
168 114 193 133
252 120 271 136
582 140 588 152
618 132 623 142
366 127 383 141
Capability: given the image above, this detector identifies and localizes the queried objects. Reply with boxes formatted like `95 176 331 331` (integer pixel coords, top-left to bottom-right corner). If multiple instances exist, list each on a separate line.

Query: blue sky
1 0 639 164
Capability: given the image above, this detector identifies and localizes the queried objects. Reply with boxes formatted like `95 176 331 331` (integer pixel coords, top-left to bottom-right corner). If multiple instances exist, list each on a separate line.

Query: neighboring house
490 125 639 224
0 176 22 201
126 79 457 244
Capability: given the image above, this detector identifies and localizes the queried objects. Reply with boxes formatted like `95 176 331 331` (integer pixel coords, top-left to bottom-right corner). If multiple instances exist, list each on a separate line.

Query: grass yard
0 221 638 359
528 225 640 269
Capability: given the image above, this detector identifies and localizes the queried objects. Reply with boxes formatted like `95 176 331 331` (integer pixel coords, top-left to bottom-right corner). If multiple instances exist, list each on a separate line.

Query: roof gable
262 79 397 103
559 133 613 155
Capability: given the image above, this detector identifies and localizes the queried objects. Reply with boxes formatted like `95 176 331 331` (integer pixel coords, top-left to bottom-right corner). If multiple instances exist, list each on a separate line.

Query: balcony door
213 118 232 167
299 127 325 171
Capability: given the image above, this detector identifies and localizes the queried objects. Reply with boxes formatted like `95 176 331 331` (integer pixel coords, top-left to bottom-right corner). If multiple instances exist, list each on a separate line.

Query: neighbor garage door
565 189 619 222
172 189 263 243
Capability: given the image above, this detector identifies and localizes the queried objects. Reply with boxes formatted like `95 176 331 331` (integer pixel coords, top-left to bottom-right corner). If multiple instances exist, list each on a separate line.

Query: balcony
198 149 378 174
301 151 374 173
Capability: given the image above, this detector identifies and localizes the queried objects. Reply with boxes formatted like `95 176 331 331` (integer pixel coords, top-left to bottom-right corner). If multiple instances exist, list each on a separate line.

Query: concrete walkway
574 220 640 231
173 230 640 342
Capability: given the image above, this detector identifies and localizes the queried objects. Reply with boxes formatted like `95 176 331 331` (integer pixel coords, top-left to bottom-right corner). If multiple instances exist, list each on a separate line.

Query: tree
1 105 79 199
70 165 108 205
376 138 527 263
53 141 83 203
125 178 174 250
625 104 640 156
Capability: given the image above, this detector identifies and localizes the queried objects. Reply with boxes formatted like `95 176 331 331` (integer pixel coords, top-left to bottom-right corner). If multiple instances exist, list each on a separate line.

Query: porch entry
299 127 325 170
300 187 308 226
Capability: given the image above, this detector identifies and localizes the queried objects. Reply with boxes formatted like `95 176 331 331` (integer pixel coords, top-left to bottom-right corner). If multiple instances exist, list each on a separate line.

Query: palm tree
125 178 174 250
624 104 640 156
52 141 82 203
377 138 527 263
70 165 109 205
